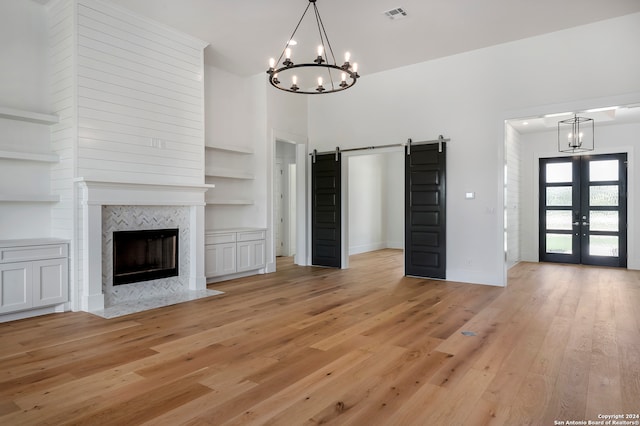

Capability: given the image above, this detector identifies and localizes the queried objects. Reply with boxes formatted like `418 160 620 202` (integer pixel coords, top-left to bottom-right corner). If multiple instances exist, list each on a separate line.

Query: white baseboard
349 242 386 256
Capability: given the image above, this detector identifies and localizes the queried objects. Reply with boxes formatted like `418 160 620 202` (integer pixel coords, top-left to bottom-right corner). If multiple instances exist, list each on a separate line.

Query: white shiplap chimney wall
48 0 209 311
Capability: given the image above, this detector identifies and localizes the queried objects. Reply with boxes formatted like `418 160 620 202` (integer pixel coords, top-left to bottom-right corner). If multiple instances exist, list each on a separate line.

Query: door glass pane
546 233 572 254
546 162 572 183
590 160 618 182
590 211 619 232
546 187 572 206
590 185 619 206
589 235 619 257
546 211 573 230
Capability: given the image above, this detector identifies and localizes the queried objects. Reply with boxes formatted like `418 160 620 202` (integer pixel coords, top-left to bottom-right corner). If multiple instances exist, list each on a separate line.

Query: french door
539 153 627 267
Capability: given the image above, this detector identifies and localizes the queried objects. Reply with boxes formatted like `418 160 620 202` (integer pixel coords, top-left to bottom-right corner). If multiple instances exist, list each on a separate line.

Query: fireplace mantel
75 178 214 206
75 178 214 313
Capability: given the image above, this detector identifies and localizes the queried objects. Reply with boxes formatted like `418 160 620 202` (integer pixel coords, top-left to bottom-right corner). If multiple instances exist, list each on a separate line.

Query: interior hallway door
539 153 627 267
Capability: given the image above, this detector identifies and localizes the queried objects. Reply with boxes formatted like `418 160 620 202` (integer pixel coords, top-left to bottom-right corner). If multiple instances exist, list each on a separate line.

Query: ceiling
101 0 640 78
31 0 640 132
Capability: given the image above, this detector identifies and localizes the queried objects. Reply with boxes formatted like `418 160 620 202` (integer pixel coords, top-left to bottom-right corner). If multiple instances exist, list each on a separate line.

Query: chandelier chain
276 1 313 66
313 2 337 89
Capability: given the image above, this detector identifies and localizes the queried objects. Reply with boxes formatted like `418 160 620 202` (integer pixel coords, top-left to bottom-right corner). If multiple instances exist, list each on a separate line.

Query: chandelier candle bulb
345 51 350 62
340 72 348 88
283 48 293 67
269 58 275 70
314 45 325 64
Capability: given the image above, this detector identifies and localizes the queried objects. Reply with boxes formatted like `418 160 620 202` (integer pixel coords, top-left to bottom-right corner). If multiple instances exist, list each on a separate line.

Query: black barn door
312 152 341 267
405 143 446 278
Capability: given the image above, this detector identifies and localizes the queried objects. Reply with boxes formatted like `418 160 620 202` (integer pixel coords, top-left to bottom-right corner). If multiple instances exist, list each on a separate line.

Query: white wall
0 0 48 111
204 65 251 149
384 151 404 249
505 123 521 268
519 122 639 270
0 0 52 239
308 13 640 286
348 154 385 255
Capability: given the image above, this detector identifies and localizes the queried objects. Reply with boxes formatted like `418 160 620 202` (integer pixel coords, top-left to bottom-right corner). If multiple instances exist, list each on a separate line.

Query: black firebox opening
113 228 179 285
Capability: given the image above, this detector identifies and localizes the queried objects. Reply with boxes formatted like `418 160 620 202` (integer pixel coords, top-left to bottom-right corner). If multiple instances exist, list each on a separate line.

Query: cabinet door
0 262 33 313
237 240 266 272
32 258 68 307
251 240 266 269
205 243 236 277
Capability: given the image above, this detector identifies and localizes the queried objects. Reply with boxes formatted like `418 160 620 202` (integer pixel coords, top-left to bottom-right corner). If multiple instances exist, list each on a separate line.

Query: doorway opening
504 100 638 285
346 151 404 262
275 140 298 259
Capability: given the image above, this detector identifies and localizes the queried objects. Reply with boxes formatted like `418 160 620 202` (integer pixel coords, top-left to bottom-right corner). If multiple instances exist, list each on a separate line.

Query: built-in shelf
0 106 59 125
0 150 59 163
204 144 255 208
205 144 253 154
206 198 254 205
0 194 60 203
205 168 254 179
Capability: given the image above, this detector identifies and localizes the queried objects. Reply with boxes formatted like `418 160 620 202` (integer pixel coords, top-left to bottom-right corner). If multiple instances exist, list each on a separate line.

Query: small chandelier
266 0 360 94
558 114 594 153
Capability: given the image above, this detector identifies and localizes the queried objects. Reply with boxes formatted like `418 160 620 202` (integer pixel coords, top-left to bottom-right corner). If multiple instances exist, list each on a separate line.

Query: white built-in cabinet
0 107 60 203
0 239 69 315
205 228 266 280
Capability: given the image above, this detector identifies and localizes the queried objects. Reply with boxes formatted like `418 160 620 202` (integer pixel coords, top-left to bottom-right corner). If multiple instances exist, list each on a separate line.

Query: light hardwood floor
1 250 639 425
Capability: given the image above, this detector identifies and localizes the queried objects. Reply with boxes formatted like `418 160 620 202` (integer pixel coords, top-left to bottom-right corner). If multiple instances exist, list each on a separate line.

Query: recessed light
585 106 618 113
544 112 573 118
523 121 529 125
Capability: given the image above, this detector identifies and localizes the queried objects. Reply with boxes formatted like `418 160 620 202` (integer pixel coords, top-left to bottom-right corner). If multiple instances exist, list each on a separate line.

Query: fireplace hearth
113 228 179 285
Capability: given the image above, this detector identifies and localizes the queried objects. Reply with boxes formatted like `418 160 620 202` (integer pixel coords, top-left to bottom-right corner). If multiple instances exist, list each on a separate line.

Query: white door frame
267 129 308 272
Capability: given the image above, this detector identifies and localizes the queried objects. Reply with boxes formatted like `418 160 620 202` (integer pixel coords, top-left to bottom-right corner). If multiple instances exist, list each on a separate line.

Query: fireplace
113 228 179 285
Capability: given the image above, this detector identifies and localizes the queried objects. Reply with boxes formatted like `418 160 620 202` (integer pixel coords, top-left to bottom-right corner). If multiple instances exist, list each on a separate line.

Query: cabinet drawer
237 230 266 242
205 233 236 245
0 244 68 263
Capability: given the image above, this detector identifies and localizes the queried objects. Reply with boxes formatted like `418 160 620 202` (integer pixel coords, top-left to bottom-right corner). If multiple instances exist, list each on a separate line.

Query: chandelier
266 0 360 94
557 114 595 153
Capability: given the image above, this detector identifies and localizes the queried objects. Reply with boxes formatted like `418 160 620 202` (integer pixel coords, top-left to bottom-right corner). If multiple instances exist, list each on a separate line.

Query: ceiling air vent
384 7 408 20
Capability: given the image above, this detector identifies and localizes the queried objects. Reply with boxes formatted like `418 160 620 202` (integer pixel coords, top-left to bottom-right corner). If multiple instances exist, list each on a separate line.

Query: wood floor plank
0 251 638 425
221 349 376 425
259 344 408 425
